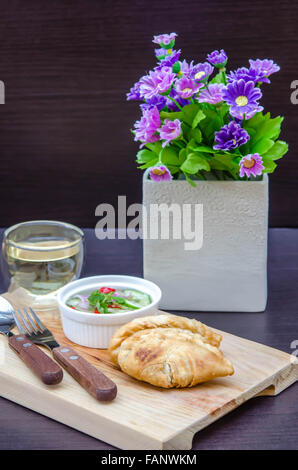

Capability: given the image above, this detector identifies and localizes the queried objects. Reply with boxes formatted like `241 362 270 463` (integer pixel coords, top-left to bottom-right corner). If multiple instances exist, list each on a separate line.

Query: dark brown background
0 0 297 228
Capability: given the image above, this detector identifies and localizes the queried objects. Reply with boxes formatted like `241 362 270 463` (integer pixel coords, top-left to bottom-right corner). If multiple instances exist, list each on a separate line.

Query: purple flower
198 83 225 104
127 82 142 101
140 94 167 111
159 119 182 147
134 106 161 147
240 105 264 120
175 76 203 99
227 66 269 85
222 79 262 119
239 153 264 178
139 67 176 100
228 60 280 85
167 88 190 110
153 33 177 47
191 62 214 82
155 48 168 59
249 59 280 83
207 49 228 67
213 121 250 151
179 60 194 77
149 165 172 181
156 50 181 69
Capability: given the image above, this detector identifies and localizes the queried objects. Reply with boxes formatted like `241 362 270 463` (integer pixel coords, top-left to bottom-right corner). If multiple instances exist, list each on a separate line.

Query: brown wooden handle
53 345 117 401
8 334 63 385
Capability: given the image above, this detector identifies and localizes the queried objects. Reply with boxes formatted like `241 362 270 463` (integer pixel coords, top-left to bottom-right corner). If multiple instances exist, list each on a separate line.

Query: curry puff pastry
109 314 234 388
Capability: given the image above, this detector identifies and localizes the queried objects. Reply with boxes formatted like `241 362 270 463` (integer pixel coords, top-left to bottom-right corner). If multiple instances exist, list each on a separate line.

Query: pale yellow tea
2 221 84 296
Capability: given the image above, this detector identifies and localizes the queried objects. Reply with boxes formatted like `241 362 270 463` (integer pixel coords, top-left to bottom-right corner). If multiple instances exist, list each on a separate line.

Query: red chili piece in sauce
99 287 116 294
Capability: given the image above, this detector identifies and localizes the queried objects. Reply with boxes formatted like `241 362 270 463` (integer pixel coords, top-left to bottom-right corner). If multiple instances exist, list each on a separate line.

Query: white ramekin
57 275 162 348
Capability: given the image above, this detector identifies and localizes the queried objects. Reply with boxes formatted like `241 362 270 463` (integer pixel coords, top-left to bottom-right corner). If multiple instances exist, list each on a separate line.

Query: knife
0 296 63 385
13 305 117 402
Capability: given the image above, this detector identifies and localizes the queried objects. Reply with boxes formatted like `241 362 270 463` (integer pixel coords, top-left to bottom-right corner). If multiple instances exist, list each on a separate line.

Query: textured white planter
143 174 268 312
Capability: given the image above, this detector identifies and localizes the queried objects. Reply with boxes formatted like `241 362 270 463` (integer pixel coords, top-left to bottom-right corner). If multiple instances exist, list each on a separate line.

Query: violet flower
155 48 168 60
139 67 176 100
239 153 264 178
207 49 228 68
167 88 190 111
191 62 214 82
198 83 225 104
127 82 142 101
140 95 167 111
156 50 181 69
239 105 264 120
178 60 194 77
159 119 182 147
149 165 172 181
175 76 203 99
249 59 280 83
134 106 161 147
214 121 250 151
222 79 262 119
153 33 177 47
227 66 269 85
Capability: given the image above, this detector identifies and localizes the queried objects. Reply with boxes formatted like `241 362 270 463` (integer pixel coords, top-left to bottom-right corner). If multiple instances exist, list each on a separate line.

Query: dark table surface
0 228 297 450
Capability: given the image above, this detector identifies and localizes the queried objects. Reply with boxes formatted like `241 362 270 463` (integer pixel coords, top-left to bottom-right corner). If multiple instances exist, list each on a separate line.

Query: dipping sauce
67 286 152 314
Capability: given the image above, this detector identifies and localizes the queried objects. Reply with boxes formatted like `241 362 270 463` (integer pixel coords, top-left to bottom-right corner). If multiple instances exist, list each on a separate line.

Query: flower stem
220 67 227 85
167 95 183 111
174 141 184 149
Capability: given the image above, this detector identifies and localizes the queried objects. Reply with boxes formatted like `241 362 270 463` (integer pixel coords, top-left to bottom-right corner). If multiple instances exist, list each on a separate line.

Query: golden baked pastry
108 314 234 389
109 313 222 364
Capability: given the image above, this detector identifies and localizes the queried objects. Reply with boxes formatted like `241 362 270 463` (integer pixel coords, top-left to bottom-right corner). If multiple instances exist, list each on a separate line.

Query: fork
13 307 117 402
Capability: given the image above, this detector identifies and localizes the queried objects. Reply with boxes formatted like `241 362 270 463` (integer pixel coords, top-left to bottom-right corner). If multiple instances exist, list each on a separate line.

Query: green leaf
189 128 202 144
244 127 257 139
145 141 162 154
210 154 239 176
138 157 158 169
136 149 156 163
88 291 104 306
197 107 222 143
244 112 269 130
262 155 277 173
262 140 289 161
192 110 206 129
204 117 222 143
252 116 284 144
183 104 202 126
159 146 180 166
186 138 197 151
160 110 183 121
210 71 225 84
252 138 274 155
179 148 187 164
190 145 215 153
180 153 210 174
167 165 181 175
183 173 197 187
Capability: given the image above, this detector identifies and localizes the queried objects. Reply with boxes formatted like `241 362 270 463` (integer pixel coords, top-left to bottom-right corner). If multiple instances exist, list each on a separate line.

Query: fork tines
13 307 47 336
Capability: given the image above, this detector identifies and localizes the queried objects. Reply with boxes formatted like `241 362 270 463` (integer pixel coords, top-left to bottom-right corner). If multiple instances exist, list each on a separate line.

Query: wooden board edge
0 368 164 450
161 361 298 450
256 361 298 396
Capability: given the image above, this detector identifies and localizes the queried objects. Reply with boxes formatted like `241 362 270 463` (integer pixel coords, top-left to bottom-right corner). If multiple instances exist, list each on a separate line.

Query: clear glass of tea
1 220 84 308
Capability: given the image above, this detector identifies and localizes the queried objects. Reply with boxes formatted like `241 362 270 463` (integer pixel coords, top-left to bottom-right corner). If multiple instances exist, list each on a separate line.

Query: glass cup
1 220 84 309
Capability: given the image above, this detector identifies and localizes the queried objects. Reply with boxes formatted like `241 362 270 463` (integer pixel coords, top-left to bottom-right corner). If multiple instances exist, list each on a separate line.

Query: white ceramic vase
143 173 268 312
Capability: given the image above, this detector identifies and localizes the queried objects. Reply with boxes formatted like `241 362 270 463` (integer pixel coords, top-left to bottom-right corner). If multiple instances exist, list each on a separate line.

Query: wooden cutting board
0 291 297 450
